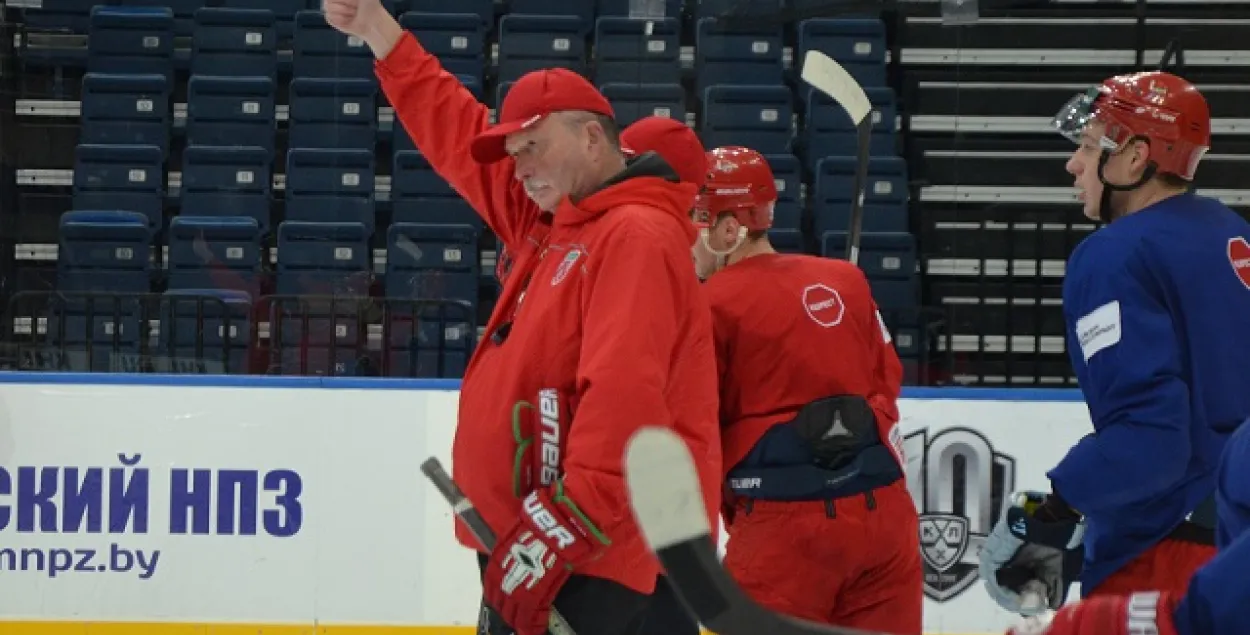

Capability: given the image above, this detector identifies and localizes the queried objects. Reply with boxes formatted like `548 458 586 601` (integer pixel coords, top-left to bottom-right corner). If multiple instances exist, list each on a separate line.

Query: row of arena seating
84 70 898 171
25 3 889 92
71 142 907 237
47 210 477 376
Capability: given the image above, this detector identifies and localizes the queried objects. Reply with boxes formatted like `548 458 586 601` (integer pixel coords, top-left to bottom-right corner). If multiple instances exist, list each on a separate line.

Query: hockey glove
483 484 611 635
1005 591 1178 635
980 490 1086 616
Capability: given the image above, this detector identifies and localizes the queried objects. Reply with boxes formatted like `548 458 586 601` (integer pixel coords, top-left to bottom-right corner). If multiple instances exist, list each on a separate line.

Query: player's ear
1132 138 1152 174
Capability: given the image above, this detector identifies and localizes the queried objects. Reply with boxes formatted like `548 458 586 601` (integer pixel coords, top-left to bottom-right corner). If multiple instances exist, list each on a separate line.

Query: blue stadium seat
694 0 782 21
80 73 171 156
155 289 253 374
191 8 278 79
58 210 153 294
186 75 277 157
802 86 896 169
167 216 263 295
593 17 681 86
288 78 378 151
597 0 683 18
511 0 593 26
285 149 377 232
53 211 153 371
384 305 474 377
385 222 480 304
765 153 802 231
180 146 272 233
273 221 372 375
87 6 175 81
72 144 166 233
812 156 908 237
293 10 375 81
694 17 783 93
391 151 481 227
600 83 685 127
116 0 201 36
821 231 915 279
797 18 888 88
820 232 918 314
398 12 486 86
700 85 793 155
497 14 587 83
384 222 478 378
407 0 494 27
274 221 371 296
768 228 804 254
19 0 100 34
219 0 304 39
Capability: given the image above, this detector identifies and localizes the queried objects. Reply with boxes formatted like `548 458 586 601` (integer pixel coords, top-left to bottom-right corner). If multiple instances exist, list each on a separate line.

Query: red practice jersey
375 33 723 594
704 253 904 475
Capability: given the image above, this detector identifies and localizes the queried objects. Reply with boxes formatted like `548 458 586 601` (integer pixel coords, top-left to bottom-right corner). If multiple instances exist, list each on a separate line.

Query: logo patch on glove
501 531 557 594
523 491 577 550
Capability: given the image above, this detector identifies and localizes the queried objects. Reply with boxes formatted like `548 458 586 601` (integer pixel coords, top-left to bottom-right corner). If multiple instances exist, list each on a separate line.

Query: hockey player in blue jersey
978 69 1250 619
1004 414 1250 635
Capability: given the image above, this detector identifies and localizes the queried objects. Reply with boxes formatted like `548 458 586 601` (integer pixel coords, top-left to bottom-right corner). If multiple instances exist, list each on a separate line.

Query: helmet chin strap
698 226 749 274
1094 139 1156 224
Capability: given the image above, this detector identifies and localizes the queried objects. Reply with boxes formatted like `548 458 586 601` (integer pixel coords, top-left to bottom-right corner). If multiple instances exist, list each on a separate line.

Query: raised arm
324 0 538 247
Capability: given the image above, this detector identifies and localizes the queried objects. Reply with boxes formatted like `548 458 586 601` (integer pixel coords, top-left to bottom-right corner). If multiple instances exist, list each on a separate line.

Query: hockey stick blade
800 50 872 265
800 50 871 126
625 428 889 635
419 458 577 635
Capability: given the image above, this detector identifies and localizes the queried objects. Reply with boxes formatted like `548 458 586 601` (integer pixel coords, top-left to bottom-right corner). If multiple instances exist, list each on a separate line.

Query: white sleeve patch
876 310 892 344
1075 300 1122 362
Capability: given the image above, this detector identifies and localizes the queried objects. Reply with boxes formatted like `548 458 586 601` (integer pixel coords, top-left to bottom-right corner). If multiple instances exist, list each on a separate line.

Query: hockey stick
624 427 888 635
624 429 1053 632
800 50 872 265
419 458 577 635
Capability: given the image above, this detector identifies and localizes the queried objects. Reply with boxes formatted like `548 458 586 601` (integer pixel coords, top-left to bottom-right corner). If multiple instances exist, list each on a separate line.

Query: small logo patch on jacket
551 249 582 286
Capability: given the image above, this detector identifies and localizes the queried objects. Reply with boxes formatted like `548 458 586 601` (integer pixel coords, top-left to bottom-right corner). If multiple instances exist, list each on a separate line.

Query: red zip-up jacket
375 33 722 594
705 254 904 477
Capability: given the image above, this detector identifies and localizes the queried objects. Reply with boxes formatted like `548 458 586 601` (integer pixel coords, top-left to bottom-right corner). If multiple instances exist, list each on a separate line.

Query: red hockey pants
722 481 922 634
1083 534 1216 598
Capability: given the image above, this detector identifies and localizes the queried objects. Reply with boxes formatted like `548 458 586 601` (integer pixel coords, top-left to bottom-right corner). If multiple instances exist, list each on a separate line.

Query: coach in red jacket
324 2 722 635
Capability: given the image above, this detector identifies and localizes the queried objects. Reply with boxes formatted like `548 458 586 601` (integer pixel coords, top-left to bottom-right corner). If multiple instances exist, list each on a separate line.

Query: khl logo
903 428 1016 602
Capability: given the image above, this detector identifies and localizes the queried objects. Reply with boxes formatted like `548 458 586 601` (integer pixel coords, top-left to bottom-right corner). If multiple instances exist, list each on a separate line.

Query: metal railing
1 291 477 379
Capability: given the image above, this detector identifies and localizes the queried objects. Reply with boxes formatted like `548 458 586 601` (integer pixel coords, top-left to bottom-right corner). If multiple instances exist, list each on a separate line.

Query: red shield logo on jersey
802 284 845 327
1229 237 1250 290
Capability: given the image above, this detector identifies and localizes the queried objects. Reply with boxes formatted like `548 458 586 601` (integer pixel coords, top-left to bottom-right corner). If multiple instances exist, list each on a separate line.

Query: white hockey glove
979 490 1085 616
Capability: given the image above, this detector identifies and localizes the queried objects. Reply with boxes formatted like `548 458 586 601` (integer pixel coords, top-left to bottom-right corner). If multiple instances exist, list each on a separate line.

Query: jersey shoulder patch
1075 300 1121 362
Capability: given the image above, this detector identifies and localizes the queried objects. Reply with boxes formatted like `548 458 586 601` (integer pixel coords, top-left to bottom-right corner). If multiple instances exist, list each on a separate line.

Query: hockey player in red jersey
324 3 723 635
980 70 1250 619
622 122 922 632
697 147 921 633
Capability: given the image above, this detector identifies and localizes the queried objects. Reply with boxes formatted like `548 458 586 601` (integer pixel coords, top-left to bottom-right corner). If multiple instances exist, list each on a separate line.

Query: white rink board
0 373 1092 634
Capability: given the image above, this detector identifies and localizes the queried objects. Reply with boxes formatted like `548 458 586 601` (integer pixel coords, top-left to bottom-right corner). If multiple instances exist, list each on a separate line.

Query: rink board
0 373 1090 635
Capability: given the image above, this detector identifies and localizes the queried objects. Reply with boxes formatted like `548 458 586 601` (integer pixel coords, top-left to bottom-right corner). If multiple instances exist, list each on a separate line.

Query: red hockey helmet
1051 71 1210 181
694 146 777 231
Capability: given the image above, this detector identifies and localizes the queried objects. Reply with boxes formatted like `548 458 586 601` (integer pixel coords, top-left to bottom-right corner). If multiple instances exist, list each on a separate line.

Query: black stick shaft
845 117 873 265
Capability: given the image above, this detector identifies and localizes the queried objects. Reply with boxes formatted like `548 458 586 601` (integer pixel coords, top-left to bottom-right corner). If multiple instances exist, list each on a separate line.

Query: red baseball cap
470 68 615 164
621 116 708 188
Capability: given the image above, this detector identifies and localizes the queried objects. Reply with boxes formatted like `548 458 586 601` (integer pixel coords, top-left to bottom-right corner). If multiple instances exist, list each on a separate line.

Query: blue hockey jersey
1047 192 1250 593
1173 419 1250 635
